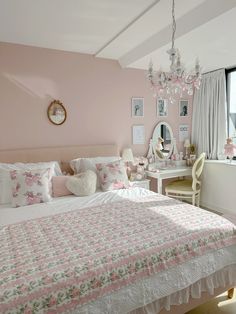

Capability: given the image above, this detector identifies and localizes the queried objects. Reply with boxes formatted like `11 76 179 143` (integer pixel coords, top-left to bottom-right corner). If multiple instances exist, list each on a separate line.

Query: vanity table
146 166 192 194
147 121 192 194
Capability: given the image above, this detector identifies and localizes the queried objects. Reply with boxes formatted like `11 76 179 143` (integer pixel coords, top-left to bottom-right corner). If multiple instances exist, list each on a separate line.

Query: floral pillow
96 160 129 191
10 168 52 207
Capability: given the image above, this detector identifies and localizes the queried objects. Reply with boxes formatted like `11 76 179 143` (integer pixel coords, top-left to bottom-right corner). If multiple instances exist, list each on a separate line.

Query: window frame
225 67 236 159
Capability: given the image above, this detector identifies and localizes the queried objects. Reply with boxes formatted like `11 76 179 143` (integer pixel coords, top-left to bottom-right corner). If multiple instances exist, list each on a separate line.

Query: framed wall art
47 100 67 125
157 98 168 117
132 125 145 144
179 99 189 117
131 97 144 117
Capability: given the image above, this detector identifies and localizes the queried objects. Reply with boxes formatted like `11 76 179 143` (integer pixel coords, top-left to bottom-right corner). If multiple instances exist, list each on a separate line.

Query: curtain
191 69 226 159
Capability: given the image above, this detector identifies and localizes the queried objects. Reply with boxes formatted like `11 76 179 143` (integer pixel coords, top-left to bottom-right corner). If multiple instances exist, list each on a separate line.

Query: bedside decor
47 100 67 125
122 148 134 179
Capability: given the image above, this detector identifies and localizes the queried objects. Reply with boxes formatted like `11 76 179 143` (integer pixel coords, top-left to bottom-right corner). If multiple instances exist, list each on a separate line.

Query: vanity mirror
152 122 174 160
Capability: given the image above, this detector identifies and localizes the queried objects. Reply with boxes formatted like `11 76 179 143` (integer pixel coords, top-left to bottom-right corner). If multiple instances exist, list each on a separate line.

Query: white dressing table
147 121 192 194
146 166 192 194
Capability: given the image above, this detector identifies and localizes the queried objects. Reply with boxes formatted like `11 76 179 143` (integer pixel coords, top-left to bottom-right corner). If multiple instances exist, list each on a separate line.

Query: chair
165 153 206 206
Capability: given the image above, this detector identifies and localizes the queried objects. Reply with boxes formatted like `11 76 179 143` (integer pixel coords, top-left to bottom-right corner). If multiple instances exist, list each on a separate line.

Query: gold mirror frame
47 100 67 125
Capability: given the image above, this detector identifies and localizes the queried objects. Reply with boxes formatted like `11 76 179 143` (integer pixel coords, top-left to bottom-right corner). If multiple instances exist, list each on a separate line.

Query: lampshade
122 148 134 163
184 139 190 148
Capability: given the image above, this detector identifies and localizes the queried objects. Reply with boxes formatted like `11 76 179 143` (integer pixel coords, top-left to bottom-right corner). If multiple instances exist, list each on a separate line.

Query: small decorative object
131 97 144 117
179 100 189 116
184 139 191 159
157 99 168 117
189 144 196 155
179 152 184 160
133 156 148 180
155 136 164 159
132 125 145 145
47 100 67 125
224 137 236 162
122 148 134 178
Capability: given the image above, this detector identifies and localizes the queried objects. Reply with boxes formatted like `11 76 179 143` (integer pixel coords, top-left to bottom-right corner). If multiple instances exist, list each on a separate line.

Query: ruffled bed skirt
131 264 236 314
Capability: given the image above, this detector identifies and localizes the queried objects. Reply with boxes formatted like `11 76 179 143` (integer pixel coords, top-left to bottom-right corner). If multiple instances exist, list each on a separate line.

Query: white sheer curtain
191 69 226 159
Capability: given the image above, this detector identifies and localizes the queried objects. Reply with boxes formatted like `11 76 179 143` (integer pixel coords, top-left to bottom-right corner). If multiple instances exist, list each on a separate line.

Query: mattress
1 187 236 314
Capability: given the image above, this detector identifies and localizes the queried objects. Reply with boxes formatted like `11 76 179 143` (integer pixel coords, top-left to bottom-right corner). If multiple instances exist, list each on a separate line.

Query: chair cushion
165 179 194 193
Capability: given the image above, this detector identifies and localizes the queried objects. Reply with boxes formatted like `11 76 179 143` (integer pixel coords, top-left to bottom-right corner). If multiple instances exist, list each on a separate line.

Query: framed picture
157 99 168 117
179 99 189 117
179 124 189 142
132 125 145 144
47 100 67 125
131 97 144 117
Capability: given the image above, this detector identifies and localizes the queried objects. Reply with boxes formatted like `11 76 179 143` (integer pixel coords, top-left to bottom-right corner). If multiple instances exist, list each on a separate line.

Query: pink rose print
71 287 80 298
107 163 120 175
10 170 17 180
25 192 43 205
49 296 57 307
23 306 32 314
113 181 125 189
23 171 42 187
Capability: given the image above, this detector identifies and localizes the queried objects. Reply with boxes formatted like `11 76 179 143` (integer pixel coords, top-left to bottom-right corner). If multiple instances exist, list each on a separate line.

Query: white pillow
10 168 52 207
66 170 97 196
0 161 62 204
70 156 120 189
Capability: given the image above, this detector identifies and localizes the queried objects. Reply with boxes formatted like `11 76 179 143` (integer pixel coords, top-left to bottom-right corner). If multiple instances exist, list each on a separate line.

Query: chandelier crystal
147 0 201 101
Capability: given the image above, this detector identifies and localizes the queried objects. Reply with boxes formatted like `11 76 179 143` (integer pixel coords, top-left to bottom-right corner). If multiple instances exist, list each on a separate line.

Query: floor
186 291 236 314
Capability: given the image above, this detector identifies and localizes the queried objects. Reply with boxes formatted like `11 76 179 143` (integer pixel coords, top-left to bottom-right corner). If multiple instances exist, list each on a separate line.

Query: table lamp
184 139 190 159
122 148 134 178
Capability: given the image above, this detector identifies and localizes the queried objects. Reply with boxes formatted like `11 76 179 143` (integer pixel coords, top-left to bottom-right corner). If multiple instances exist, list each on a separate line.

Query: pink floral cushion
52 176 72 197
96 160 129 191
10 168 52 207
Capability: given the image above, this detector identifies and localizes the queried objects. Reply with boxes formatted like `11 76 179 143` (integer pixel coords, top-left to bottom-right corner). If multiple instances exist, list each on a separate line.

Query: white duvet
1 187 236 314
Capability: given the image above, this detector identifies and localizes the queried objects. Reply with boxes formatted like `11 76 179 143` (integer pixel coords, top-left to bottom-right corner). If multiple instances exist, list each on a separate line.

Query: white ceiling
1 0 236 72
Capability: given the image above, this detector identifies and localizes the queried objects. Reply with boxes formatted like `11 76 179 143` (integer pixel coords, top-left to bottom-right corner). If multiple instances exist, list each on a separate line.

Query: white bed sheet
1 187 236 314
0 187 155 226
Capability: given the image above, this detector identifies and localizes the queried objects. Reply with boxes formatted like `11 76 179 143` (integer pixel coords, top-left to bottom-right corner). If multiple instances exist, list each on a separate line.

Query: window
226 68 236 157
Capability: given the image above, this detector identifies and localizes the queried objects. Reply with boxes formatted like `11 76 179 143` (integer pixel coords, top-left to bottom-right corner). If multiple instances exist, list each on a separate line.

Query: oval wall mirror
152 122 174 159
47 100 67 125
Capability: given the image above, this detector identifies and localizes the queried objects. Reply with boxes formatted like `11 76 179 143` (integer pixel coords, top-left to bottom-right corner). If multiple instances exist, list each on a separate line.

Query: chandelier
147 0 201 101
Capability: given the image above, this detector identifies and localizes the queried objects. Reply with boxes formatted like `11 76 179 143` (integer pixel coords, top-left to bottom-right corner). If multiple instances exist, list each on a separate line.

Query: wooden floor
186 291 236 314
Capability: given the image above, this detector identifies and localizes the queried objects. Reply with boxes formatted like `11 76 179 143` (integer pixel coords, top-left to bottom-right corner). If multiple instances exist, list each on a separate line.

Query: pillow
0 161 62 204
70 156 121 189
66 170 97 196
10 168 52 207
52 176 72 197
96 160 129 191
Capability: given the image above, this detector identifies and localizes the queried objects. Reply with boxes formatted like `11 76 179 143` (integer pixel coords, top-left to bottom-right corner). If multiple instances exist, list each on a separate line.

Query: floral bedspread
1 195 236 314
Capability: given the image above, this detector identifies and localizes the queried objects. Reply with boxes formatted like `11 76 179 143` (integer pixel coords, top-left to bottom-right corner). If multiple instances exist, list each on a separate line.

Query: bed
0 145 236 314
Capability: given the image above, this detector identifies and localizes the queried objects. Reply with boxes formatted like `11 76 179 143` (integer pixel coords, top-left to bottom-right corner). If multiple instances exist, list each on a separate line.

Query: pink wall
0 42 192 156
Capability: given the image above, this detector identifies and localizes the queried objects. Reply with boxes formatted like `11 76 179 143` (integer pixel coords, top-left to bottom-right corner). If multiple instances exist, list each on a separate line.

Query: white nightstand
130 179 150 190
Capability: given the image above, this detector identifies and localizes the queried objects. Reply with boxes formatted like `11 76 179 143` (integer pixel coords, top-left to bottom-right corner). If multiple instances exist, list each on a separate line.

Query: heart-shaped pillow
66 170 97 196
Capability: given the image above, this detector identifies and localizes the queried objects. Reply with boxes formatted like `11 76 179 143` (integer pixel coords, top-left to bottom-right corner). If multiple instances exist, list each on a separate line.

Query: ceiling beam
119 0 236 68
95 0 160 57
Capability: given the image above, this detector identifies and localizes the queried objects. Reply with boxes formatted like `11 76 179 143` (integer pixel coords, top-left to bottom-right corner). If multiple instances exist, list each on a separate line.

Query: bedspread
1 195 236 313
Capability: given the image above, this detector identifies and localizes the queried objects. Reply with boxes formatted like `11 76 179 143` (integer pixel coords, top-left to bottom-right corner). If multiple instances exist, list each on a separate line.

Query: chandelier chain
171 0 176 50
